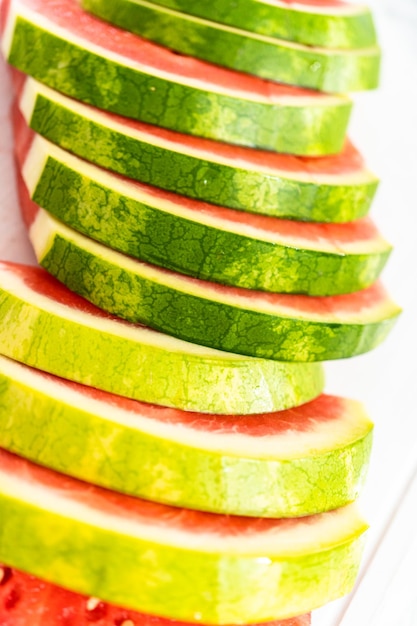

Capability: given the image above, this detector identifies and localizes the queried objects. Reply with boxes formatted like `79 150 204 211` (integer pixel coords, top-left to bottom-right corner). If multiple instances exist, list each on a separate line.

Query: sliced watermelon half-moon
15 76 378 222
0 354 373 517
0 261 324 414
1 0 352 155
21 186 401 362
80 0 380 92
135 0 377 49
17 119 391 296
0 448 368 623
0 566 312 626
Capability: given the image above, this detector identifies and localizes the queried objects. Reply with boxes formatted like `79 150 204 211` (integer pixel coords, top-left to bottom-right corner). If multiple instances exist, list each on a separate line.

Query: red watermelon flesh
1 0 330 100
0 566 311 626
13 105 382 249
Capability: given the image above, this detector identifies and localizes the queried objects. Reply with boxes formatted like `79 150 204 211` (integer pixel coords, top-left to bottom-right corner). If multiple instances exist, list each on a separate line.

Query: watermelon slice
0 354 373 517
136 0 377 49
80 0 380 92
20 182 401 362
15 77 378 223
0 566 312 626
1 0 353 155
0 448 368 623
0 261 324 413
17 120 391 296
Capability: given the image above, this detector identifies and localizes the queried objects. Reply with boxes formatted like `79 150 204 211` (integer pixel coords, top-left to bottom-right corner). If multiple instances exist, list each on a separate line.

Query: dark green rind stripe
7 18 351 155
0 358 373 517
33 215 401 362
142 0 377 49
81 0 380 92
0 273 324 414
0 484 366 623
25 89 377 222
30 151 391 296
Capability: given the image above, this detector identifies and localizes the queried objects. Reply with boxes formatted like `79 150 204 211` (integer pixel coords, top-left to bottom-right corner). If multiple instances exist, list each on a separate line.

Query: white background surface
0 1 416 624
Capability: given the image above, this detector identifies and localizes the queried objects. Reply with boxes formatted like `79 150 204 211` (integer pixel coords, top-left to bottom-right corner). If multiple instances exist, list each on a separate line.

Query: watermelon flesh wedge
20 183 401 362
15 111 392 297
0 567 311 626
139 0 377 49
0 354 373 517
79 0 380 91
0 0 354 155
0 260 325 414
14 74 378 223
0 448 368 623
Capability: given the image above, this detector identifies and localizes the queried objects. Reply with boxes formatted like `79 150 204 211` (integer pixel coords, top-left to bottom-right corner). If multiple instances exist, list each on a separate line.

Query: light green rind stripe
143 0 377 49
0 357 372 517
7 16 352 154
82 0 380 92
0 274 324 414
0 487 367 623
24 88 377 222
28 146 391 296
32 212 401 362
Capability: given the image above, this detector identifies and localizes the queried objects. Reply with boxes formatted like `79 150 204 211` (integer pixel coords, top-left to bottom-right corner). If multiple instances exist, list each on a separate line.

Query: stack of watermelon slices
0 0 401 624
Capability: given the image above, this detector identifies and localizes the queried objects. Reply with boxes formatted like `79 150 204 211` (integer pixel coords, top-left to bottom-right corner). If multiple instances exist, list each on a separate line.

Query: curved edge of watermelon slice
2 0 354 153
0 448 368 623
126 0 377 50
0 353 373 517
0 257 325 414
15 115 392 298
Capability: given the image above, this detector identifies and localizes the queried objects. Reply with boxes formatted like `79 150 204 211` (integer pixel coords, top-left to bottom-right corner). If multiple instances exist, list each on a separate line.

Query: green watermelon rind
0 355 373 518
81 0 381 92
0 461 368 624
30 209 401 363
23 135 392 296
3 8 353 155
137 0 377 49
20 80 378 223
0 263 324 414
